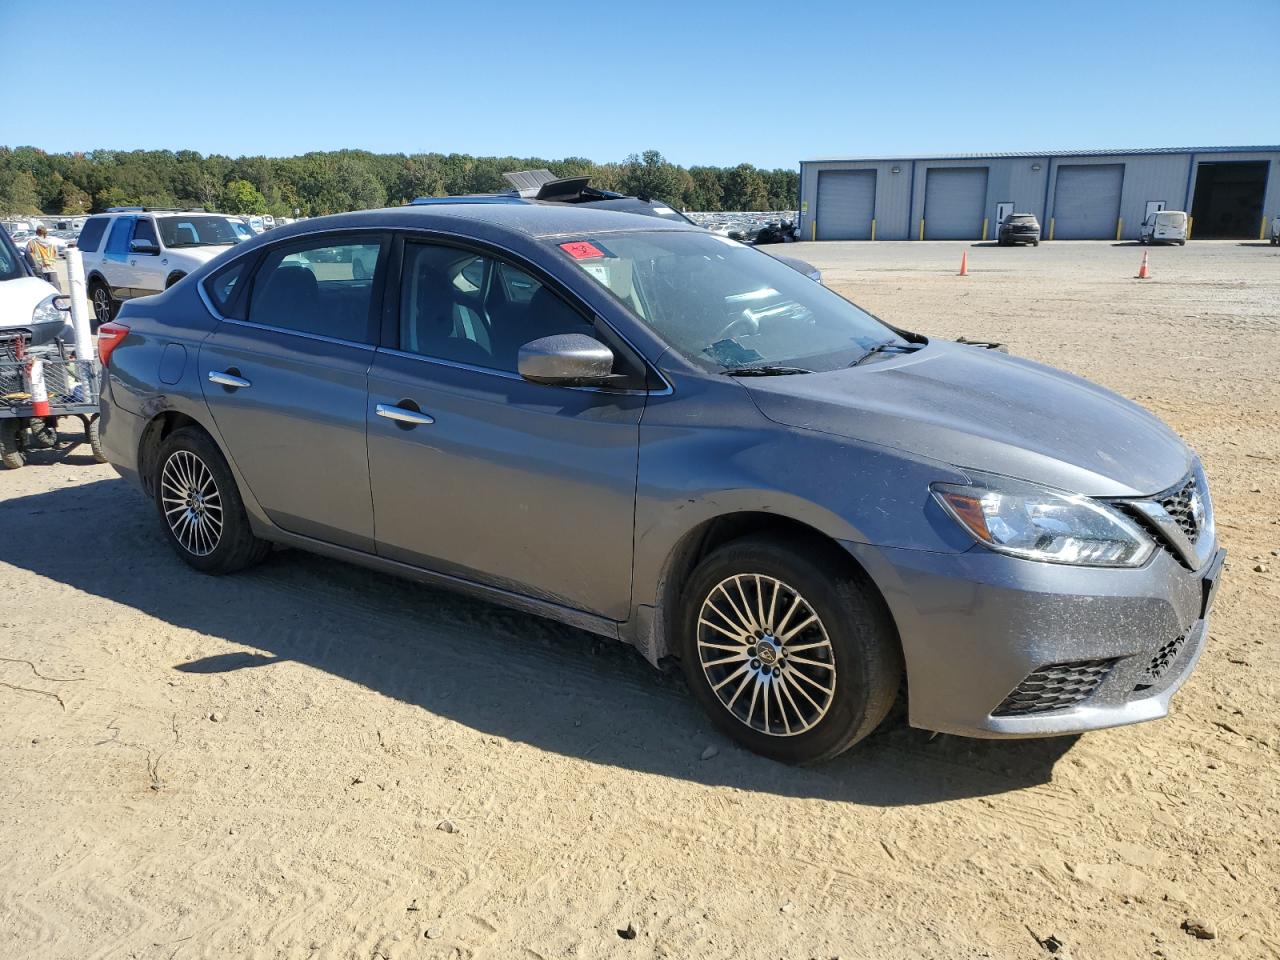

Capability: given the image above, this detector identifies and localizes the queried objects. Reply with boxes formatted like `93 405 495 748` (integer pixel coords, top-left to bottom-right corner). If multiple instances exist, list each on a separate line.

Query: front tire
0 420 26 469
678 538 903 764
154 427 270 574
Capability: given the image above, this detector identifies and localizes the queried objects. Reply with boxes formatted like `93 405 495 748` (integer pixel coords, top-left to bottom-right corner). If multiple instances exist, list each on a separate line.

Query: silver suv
78 208 253 326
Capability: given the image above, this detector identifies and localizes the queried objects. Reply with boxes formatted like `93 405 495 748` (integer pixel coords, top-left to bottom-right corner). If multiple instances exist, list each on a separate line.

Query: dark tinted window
248 237 383 342
399 243 595 372
77 216 109 253
132 218 158 246
0 231 25 281
158 215 246 248
204 258 252 318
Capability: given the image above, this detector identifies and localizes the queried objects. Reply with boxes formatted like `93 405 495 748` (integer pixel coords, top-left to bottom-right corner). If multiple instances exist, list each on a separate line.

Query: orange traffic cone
28 358 51 417
1136 251 1150 279
959 250 969 276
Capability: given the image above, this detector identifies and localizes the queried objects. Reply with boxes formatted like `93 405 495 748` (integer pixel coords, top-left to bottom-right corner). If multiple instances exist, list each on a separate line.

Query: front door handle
376 402 434 426
208 370 252 389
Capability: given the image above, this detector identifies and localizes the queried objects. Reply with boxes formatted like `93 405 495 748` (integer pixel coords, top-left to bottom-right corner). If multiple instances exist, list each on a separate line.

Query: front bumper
844 539 1225 738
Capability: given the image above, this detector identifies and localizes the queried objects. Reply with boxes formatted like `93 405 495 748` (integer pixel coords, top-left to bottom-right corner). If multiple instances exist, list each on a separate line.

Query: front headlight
932 478 1154 567
32 294 63 326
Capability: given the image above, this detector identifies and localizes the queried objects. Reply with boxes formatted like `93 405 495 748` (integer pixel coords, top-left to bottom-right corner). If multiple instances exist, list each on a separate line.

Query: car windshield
556 231 904 372
158 216 249 248
0 234 25 281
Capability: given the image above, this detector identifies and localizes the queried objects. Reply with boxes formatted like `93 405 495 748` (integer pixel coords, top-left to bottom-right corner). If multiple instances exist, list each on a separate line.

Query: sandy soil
1 240 1277 960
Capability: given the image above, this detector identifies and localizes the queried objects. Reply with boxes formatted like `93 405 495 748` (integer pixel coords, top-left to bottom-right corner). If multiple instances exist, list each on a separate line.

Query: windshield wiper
849 340 918 367
721 365 813 377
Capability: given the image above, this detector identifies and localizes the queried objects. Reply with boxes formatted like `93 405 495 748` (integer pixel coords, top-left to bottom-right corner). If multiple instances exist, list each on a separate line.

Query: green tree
60 182 91 214
619 150 684 203
722 163 770 211
220 178 268 214
0 170 42 215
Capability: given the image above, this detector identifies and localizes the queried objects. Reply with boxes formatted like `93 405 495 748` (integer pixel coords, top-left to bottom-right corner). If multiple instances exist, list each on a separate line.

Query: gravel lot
1 240 1277 959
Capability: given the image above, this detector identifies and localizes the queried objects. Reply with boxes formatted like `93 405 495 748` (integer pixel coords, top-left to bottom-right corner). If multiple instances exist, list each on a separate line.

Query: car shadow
1 479 1078 806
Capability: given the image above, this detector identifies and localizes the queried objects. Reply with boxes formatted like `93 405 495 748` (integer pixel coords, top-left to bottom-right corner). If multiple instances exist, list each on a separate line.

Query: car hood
742 340 1191 497
165 245 234 266
764 251 819 277
0 275 61 328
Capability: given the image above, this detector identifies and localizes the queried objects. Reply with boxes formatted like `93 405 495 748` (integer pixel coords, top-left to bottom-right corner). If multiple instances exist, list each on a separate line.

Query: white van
1139 210 1187 245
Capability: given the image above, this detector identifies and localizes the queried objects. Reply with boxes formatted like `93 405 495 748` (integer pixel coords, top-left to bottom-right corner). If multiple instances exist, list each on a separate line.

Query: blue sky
2 0 1275 169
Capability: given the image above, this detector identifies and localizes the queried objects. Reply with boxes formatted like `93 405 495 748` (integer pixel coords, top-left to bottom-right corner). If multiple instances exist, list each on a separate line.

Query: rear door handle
208 370 252 389
376 402 434 426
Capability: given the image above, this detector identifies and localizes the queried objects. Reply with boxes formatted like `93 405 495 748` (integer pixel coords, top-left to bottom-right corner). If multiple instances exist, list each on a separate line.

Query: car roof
262 201 701 243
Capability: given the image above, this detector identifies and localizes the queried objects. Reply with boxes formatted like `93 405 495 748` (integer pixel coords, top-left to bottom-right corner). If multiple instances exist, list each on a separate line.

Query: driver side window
399 243 595 373
131 218 158 250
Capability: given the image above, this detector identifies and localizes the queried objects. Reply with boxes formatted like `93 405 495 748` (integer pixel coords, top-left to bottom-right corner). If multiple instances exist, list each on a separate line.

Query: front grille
992 658 1116 717
1159 475 1200 545
1134 632 1188 690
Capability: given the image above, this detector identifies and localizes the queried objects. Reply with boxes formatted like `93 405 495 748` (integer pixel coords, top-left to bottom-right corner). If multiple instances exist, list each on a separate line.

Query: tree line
0 147 798 217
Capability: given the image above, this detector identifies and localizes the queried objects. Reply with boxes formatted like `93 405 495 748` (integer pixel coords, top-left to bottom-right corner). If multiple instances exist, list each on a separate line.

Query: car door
128 217 167 295
101 215 136 296
198 232 388 552
366 239 646 620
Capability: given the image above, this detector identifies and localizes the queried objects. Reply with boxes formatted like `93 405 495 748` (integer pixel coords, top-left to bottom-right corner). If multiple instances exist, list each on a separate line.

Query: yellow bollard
1048 218 1055 241
1187 216 1194 240
811 220 816 242
870 218 876 242
1260 216 1268 241
982 217 989 241
919 219 925 241
1115 217 1123 241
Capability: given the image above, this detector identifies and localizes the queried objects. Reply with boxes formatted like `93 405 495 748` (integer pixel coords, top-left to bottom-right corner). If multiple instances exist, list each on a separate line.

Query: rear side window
105 217 135 256
77 216 109 253
203 258 253 318
247 236 384 342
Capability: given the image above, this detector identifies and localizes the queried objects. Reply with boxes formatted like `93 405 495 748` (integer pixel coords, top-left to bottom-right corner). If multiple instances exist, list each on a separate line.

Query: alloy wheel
160 450 223 556
92 287 111 321
696 574 836 736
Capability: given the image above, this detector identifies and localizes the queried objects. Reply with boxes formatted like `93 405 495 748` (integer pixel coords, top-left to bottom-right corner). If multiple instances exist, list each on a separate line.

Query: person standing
26 226 61 291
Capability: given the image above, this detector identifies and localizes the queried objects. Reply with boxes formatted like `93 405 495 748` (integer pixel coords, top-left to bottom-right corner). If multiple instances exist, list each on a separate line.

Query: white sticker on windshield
653 206 675 215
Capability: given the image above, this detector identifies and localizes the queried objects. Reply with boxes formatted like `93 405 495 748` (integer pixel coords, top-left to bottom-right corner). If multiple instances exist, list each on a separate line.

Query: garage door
816 170 876 240
1052 164 1124 239
924 167 988 239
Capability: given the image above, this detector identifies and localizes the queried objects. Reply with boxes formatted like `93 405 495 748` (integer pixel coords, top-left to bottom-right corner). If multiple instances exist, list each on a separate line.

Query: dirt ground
1 240 1277 960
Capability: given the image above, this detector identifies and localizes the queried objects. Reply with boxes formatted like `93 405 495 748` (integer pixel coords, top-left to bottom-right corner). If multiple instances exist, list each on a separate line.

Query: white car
1 227 67 340
1139 210 1188 245
78 209 254 325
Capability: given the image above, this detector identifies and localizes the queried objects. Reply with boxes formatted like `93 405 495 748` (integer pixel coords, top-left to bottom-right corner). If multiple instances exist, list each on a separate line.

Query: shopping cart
0 328 105 469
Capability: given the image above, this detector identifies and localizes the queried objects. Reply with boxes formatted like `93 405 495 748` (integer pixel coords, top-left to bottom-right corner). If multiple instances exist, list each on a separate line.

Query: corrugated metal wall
798 149 1280 241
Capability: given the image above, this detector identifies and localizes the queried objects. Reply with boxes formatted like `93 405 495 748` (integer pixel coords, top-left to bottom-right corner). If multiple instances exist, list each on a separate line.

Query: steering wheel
712 313 759 344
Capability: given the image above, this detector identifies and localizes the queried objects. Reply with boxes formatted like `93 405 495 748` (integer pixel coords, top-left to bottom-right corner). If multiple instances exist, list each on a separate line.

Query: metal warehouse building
797 146 1280 242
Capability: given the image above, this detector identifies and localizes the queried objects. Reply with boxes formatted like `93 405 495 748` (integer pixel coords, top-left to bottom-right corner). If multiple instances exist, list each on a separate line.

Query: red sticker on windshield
560 241 606 260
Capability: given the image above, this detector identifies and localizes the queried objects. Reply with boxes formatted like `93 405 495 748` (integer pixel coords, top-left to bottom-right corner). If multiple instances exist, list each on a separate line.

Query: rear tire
88 280 115 331
678 537 903 764
0 420 26 469
154 427 271 574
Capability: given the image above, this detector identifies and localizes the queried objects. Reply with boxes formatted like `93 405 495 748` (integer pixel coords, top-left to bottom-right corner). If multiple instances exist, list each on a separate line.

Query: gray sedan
96 202 1224 763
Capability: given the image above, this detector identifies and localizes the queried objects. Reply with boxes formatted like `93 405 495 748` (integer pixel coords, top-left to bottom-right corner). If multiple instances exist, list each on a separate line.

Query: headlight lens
32 294 62 326
932 479 1154 567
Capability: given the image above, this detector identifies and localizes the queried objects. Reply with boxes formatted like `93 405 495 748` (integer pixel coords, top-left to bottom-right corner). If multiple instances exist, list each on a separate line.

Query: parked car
0 225 67 339
78 209 255 326
1272 216 1280 245
998 213 1041 246
97 202 1224 764
1139 211 1188 245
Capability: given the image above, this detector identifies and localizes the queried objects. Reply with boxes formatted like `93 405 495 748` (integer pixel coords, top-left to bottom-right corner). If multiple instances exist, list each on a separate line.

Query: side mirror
130 239 160 255
518 333 616 386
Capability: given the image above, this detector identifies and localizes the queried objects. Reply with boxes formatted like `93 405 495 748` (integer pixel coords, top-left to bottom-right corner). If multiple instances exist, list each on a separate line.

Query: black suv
998 213 1041 246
